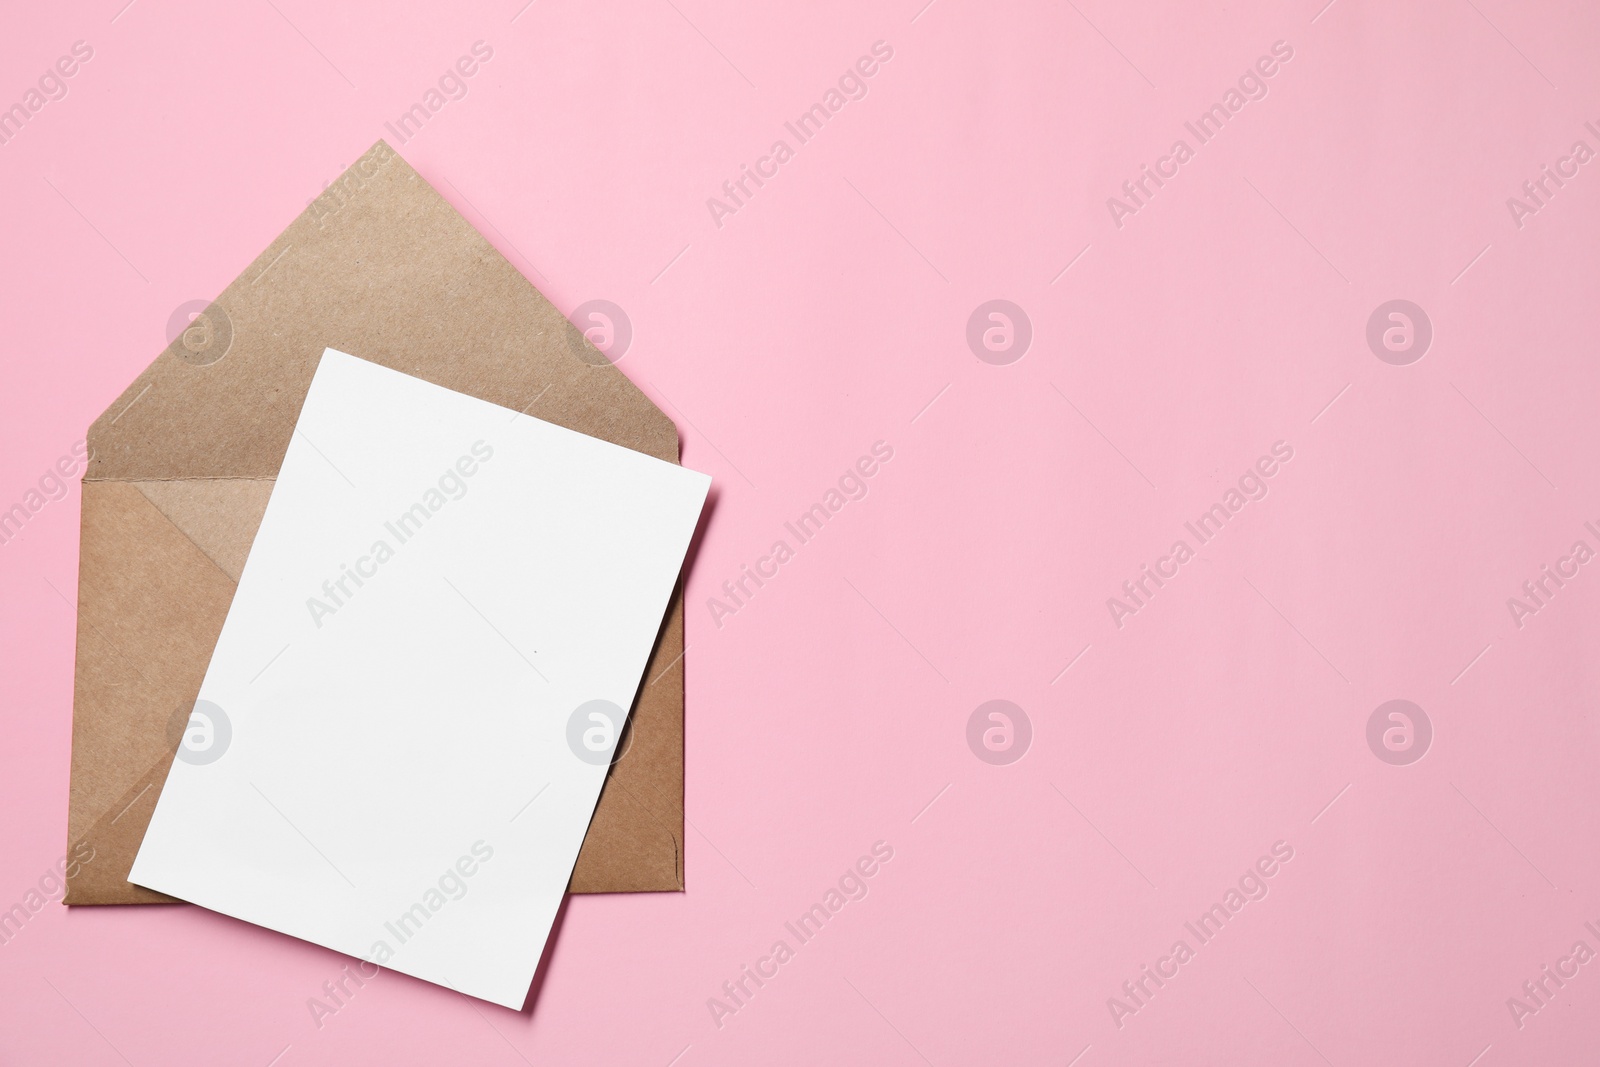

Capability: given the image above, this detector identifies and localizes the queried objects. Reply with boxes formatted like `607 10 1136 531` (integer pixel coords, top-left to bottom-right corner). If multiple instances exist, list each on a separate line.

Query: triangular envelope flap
85 141 676 482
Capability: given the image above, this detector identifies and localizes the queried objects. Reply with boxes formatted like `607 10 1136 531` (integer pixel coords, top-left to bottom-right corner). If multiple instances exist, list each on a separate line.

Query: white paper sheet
129 349 710 1008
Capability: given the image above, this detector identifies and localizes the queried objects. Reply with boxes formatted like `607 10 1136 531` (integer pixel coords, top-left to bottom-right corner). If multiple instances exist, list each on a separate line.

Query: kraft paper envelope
66 140 689 905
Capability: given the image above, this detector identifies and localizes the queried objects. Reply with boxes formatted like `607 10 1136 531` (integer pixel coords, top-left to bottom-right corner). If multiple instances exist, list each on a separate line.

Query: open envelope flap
66 141 688 903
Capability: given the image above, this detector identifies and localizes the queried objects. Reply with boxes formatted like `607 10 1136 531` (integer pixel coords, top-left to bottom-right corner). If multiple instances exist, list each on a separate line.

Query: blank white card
131 349 710 1007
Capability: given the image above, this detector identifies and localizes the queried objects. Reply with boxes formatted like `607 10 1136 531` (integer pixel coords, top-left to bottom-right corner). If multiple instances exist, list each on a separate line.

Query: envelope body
66 141 688 904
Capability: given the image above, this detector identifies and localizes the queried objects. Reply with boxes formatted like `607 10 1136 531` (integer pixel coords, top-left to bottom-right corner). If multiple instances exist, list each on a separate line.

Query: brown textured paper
65 141 685 904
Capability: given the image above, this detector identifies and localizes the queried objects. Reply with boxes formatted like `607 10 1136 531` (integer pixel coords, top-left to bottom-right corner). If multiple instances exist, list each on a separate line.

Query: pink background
3 0 1599 1063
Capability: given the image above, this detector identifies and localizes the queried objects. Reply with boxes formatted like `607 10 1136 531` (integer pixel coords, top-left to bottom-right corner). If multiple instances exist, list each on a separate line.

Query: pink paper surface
3 1 1598 1063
